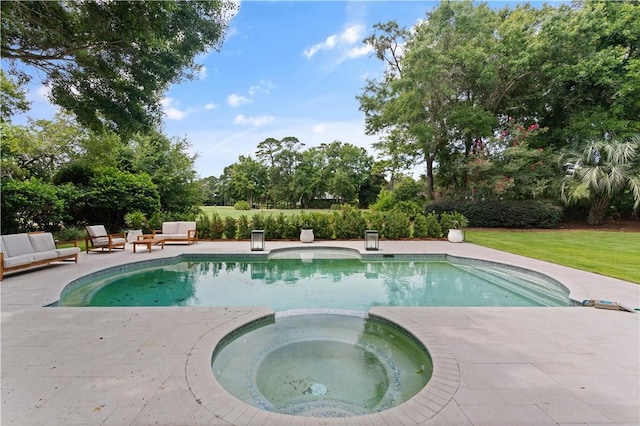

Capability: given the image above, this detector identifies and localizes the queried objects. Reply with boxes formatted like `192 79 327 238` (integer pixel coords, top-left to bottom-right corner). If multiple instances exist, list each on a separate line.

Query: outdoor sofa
0 232 80 280
151 221 198 244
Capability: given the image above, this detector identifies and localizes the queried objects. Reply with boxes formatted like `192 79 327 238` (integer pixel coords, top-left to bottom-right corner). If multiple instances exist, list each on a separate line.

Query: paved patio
1 240 638 425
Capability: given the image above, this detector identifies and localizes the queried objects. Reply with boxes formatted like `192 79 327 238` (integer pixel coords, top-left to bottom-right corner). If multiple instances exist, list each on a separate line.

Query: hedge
425 200 562 228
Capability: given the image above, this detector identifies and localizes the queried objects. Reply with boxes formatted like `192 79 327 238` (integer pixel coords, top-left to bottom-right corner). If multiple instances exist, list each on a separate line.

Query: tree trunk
426 155 436 200
587 194 610 225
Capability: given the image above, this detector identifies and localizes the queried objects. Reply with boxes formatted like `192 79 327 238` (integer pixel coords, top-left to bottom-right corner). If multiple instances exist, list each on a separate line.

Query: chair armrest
55 240 79 248
188 229 198 239
108 232 125 240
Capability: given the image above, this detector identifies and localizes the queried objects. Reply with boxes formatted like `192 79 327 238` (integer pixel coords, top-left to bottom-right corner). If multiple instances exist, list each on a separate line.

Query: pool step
454 264 570 306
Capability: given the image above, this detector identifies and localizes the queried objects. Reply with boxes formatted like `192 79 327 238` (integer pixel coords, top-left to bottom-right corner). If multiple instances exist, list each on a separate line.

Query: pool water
211 312 433 417
58 254 571 309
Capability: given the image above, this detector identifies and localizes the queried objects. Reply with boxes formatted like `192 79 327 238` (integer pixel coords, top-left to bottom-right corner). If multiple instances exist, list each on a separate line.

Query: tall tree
1 0 237 135
117 131 203 213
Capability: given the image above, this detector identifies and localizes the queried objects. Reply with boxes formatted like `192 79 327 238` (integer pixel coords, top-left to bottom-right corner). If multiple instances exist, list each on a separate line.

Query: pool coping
1 240 638 425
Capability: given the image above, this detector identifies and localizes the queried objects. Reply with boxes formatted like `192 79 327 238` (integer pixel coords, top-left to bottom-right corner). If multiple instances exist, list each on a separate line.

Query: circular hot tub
211 311 432 417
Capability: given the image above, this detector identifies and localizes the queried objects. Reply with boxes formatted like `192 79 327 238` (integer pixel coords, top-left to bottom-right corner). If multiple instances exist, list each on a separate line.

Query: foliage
210 212 223 239
1 0 237 135
147 211 174 233
84 167 160 231
426 200 562 228
370 189 396 211
0 70 29 121
413 212 443 238
439 211 469 230
561 136 640 225
223 216 237 240
118 132 203 214
311 212 333 240
333 206 366 239
234 200 250 210
54 225 86 242
0 178 67 234
364 211 385 236
236 215 251 239
383 210 411 239
124 211 148 231
196 213 212 240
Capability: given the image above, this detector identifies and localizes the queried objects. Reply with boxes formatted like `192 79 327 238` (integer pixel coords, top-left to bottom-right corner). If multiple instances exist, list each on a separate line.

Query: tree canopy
1 0 237 135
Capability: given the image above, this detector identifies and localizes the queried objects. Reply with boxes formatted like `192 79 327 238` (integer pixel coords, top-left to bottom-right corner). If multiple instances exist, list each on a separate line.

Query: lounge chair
85 225 126 253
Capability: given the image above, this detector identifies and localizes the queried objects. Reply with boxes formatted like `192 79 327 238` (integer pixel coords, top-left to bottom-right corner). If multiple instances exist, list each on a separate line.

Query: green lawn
465 229 640 284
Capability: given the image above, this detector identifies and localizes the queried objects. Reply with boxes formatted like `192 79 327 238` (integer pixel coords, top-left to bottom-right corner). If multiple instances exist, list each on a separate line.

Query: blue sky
13 1 439 178
163 1 435 178
14 1 547 179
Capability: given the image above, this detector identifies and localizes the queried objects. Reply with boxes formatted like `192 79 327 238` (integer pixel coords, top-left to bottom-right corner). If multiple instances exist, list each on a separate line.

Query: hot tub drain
309 383 327 396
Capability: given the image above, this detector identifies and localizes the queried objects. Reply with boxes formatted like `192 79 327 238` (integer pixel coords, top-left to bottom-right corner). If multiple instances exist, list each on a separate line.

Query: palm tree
561 136 640 225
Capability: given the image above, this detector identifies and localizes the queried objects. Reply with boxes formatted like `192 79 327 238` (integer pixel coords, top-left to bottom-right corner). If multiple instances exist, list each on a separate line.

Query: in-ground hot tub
211 311 432 418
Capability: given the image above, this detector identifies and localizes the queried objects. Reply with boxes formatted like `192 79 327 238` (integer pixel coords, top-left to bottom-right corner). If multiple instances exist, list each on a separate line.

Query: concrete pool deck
1 240 638 425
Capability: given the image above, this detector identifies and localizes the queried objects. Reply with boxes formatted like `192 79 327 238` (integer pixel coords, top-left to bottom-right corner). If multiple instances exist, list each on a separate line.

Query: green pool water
57 251 571 309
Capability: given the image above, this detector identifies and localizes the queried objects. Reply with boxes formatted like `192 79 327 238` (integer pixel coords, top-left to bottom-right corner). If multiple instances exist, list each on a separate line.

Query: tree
561 136 640 225
225 156 267 207
85 167 161 231
0 70 29 122
536 0 640 146
1 0 237 135
117 131 203 213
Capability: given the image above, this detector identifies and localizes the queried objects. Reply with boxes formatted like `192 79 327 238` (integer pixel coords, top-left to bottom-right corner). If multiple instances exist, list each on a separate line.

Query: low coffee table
131 238 165 253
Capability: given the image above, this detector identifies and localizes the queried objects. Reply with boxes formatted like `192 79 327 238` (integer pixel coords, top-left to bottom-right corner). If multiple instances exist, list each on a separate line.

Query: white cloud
346 44 373 59
313 124 328 133
204 102 217 110
227 93 252 107
303 24 367 59
248 79 276 95
160 97 188 120
35 84 52 100
233 114 275 127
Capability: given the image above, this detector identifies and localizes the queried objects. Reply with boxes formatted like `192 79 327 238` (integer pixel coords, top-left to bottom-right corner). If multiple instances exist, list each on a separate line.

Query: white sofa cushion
3 254 35 268
29 233 57 252
177 222 196 235
2 234 35 257
55 247 81 257
162 222 180 234
32 251 59 262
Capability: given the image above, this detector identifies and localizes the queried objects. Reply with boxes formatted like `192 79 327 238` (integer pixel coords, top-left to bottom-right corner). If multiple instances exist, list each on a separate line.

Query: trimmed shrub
384 210 411 239
236 215 251 239
365 211 385 236
334 206 366 239
412 213 428 238
234 200 250 210
196 213 212 239
311 212 333 239
223 216 237 240
426 200 562 228
425 212 443 238
210 212 223 239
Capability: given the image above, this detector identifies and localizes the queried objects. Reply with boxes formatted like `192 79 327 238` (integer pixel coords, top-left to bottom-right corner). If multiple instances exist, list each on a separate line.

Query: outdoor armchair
85 225 127 253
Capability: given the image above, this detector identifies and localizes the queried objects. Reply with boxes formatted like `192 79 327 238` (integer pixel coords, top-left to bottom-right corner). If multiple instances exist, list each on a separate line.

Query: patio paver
1 240 638 425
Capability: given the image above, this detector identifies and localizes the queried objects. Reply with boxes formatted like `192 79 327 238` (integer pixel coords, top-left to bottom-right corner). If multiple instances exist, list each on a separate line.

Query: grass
465 229 640 284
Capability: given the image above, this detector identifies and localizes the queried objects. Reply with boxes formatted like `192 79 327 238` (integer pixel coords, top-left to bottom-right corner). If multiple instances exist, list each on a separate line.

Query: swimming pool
57 249 571 309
